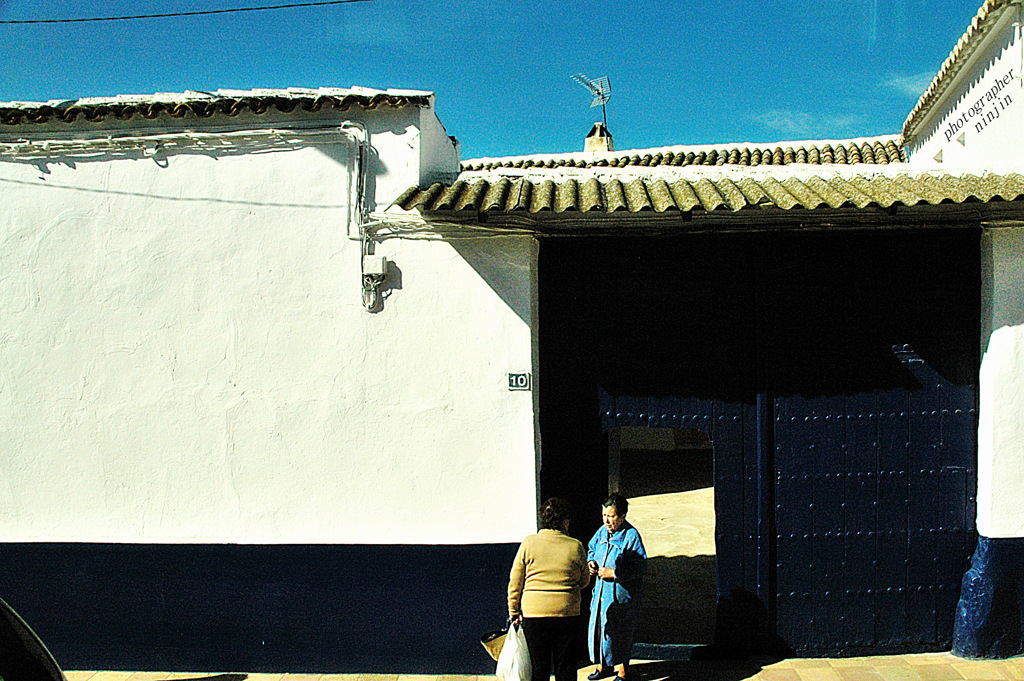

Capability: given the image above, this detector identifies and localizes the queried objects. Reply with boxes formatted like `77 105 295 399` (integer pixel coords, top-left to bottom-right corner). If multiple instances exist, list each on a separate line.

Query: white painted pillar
955 226 1024 658
977 227 1024 539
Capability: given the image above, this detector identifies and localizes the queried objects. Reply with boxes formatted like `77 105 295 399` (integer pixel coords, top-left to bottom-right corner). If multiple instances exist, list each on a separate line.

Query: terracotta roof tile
669 179 702 212
481 177 511 212
462 137 908 172
623 178 652 212
780 177 827 210
760 176 801 210
394 171 1024 215
0 87 432 127
803 175 851 208
580 177 604 212
555 179 579 212
532 179 555 212
826 176 875 209
433 180 465 211
456 180 487 211
691 178 726 212
735 177 772 206
648 178 677 212
605 179 628 212
509 178 532 211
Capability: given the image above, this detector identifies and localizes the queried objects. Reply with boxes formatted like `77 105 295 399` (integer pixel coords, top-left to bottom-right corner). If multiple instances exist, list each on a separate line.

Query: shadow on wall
541 232 980 405
639 555 717 644
981 230 1024 353
315 133 382 214
713 589 794 659
450 238 532 325
310 109 428 214
6 132 381 219
0 172 348 210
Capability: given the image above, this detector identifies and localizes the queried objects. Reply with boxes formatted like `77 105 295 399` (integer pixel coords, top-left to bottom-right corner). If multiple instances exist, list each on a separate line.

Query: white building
3 0 1024 672
0 87 537 673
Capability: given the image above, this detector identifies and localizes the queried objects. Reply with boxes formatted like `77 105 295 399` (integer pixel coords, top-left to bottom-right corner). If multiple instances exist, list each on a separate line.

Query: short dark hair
539 498 572 530
602 493 628 516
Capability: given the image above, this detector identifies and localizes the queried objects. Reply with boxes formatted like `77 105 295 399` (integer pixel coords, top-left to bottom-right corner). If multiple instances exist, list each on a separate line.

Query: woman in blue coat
587 493 646 681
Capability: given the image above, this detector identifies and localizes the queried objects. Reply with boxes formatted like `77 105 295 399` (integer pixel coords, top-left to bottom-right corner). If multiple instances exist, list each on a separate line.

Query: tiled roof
0 87 432 127
902 0 1016 142
461 136 906 171
395 170 1024 215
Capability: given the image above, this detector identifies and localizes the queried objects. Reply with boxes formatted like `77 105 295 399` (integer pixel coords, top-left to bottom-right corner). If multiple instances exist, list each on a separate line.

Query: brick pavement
64 651 1024 681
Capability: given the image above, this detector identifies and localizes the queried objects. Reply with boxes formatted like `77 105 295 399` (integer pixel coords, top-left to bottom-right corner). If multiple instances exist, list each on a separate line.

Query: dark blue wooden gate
586 230 979 656
766 232 979 655
773 350 976 654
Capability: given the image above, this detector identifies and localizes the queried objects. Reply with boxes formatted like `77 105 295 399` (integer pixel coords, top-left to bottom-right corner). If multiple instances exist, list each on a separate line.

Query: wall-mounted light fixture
361 254 388 311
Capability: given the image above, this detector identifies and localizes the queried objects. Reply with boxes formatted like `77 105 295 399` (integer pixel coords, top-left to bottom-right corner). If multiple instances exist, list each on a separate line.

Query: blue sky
0 0 983 159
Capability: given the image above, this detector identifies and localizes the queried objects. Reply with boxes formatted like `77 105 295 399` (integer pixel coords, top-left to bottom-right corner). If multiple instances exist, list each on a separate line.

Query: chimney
585 122 614 153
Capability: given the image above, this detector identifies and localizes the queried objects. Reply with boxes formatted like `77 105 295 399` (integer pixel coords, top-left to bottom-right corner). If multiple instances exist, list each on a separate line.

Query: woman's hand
510 614 523 627
588 560 599 576
597 567 616 580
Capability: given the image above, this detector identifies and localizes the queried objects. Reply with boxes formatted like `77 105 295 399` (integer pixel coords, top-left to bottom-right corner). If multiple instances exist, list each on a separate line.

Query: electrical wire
0 0 374 25
366 212 541 240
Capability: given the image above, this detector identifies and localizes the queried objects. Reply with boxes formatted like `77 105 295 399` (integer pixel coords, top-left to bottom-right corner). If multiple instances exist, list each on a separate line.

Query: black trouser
521 615 580 681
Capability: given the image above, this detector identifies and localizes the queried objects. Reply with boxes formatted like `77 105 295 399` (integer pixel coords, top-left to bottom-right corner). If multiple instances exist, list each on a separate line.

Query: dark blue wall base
0 543 518 674
954 535 1024 659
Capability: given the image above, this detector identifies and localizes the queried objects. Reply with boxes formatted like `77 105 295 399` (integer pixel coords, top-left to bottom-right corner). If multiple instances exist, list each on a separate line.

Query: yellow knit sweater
508 529 590 618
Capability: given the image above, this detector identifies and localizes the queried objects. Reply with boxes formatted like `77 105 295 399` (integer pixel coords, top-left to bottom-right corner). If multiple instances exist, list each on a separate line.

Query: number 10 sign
508 373 532 391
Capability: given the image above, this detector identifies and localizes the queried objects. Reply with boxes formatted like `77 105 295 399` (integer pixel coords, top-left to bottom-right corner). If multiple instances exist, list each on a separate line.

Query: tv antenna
571 73 611 128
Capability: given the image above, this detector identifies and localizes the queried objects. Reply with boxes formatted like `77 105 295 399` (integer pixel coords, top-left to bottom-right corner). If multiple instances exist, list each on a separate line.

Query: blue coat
587 521 647 666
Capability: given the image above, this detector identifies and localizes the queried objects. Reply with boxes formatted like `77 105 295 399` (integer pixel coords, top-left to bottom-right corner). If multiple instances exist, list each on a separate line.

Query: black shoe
588 668 614 681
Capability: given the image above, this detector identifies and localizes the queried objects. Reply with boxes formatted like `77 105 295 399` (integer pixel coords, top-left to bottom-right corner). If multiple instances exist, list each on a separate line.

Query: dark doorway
538 229 979 656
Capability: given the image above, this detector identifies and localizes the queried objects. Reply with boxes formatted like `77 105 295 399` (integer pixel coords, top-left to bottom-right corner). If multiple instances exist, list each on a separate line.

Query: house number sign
508 373 532 391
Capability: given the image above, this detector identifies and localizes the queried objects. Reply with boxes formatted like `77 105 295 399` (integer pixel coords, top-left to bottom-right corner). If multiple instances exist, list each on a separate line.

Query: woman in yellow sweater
508 498 592 681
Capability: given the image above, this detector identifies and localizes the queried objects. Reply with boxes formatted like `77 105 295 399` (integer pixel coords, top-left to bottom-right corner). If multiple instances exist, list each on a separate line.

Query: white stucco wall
978 226 1024 538
418 106 461 187
0 120 536 545
909 8 1024 166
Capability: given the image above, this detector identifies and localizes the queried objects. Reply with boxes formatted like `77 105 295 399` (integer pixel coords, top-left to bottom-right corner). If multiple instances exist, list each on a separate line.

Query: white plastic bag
495 622 531 681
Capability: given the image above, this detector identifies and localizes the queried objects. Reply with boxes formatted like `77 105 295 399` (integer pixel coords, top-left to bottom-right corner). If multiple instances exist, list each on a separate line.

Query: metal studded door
769 231 978 655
